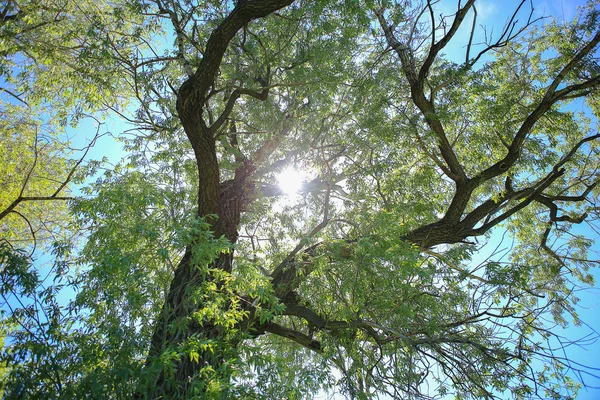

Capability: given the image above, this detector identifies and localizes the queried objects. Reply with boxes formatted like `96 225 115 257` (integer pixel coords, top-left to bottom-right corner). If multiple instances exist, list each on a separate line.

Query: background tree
0 0 154 247
2 0 600 399
0 0 151 397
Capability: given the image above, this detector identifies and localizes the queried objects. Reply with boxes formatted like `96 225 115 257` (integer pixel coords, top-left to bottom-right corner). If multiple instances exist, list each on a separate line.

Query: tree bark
142 1 600 396
143 1 295 397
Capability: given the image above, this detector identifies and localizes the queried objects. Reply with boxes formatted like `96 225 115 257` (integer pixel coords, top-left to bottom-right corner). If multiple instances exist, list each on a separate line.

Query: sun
276 167 305 194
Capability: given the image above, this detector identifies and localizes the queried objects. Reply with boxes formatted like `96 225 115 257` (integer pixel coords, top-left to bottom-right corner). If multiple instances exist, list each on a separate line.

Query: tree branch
375 8 467 184
419 0 475 83
260 322 323 352
474 33 600 185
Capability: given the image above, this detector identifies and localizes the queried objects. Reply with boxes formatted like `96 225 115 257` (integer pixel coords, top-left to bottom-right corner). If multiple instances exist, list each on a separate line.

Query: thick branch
210 87 270 133
469 168 565 236
0 196 75 223
545 30 600 101
419 0 475 83
375 8 467 184
474 33 600 185
184 0 295 104
260 322 323 352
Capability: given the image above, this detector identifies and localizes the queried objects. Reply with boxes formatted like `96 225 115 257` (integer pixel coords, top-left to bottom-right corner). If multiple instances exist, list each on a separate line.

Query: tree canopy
1 0 600 399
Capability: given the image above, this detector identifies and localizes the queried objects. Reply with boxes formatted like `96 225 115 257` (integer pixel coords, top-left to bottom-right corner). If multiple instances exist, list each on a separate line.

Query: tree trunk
143 71 257 400
143 102 245 396
145 250 238 397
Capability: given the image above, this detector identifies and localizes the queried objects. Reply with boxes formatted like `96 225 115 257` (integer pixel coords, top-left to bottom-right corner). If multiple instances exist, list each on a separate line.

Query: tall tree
2 0 600 398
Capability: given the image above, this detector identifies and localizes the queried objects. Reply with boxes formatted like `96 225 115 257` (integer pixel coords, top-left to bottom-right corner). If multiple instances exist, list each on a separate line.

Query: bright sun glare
276 168 304 194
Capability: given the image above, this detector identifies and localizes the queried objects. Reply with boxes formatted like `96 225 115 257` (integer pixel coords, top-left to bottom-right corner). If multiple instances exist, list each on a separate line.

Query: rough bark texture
143 1 295 397
142 1 600 397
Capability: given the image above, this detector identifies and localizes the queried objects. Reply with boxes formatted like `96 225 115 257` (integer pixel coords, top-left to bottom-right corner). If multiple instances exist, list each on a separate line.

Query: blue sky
71 0 600 398
7 0 599 398
448 0 600 398
315 0 600 398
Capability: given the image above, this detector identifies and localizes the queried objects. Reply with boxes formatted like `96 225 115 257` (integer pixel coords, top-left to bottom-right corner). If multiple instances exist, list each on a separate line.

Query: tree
0 0 150 249
0 0 149 397
2 0 600 398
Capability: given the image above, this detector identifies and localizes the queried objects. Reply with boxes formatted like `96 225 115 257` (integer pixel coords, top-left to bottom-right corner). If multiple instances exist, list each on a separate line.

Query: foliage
0 0 151 249
2 0 600 399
